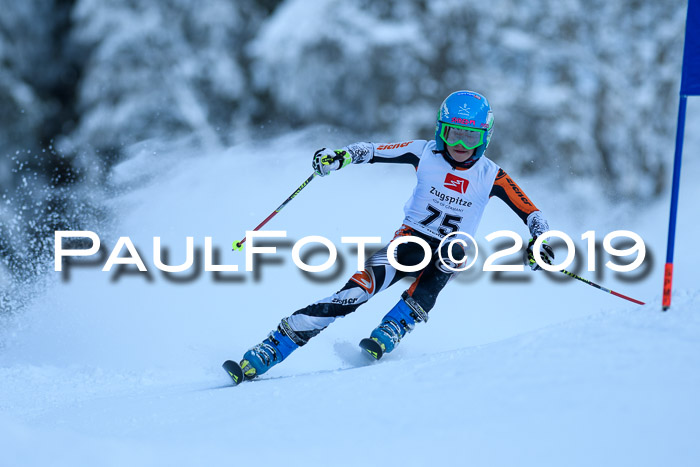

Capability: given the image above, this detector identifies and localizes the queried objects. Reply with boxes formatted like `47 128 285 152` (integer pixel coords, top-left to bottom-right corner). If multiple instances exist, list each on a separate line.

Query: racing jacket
342 140 549 240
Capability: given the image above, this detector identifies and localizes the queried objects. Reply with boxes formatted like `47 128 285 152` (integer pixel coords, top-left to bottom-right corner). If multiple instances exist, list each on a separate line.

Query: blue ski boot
361 293 429 359
240 327 299 379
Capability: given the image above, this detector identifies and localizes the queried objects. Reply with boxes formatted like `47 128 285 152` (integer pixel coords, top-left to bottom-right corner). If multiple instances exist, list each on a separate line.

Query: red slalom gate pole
232 173 317 251
559 269 645 305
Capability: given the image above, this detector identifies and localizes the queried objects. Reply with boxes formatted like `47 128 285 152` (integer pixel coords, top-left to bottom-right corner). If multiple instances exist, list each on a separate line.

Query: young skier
237 90 554 379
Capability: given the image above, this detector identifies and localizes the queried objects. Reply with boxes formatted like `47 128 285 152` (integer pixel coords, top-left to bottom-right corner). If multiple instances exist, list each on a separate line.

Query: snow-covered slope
1 296 699 466
1 101 699 466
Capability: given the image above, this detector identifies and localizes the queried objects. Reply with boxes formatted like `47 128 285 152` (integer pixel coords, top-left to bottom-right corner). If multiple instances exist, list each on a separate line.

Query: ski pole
232 172 317 251
559 268 645 305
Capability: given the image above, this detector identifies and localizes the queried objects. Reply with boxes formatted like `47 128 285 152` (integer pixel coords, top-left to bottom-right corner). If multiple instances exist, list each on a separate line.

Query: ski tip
222 360 245 386
359 338 384 361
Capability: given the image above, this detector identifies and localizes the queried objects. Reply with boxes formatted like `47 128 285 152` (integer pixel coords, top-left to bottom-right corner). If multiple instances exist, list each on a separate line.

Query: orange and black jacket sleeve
489 168 539 223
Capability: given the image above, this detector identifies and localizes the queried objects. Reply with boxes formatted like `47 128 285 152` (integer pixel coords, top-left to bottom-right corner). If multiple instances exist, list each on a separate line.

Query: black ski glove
526 237 555 271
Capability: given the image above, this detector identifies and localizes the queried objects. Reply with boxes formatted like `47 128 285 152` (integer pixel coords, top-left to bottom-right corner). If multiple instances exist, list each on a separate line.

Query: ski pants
276 225 465 347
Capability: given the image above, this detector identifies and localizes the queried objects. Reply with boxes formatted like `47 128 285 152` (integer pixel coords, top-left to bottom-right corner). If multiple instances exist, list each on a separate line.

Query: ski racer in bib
238 90 554 378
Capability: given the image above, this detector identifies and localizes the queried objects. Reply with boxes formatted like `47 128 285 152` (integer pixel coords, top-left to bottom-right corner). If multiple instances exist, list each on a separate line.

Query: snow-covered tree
250 0 686 198
63 0 273 156
0 0 690 292
0 0 93 293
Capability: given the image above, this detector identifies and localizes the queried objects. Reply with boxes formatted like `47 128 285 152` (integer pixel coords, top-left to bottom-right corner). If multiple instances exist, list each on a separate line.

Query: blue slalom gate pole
663 0 700 311
662 95 687 311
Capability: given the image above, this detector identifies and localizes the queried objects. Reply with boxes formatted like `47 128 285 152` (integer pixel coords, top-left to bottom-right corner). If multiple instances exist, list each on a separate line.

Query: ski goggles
439 123 486 150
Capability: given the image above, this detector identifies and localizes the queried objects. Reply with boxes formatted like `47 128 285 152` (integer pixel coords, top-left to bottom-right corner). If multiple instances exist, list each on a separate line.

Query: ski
222 360 245 386
359 338 384 360
224 339 382 386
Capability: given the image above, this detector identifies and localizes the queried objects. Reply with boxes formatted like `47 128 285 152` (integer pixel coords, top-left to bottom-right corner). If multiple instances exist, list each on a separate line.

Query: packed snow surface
1 102 699 466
